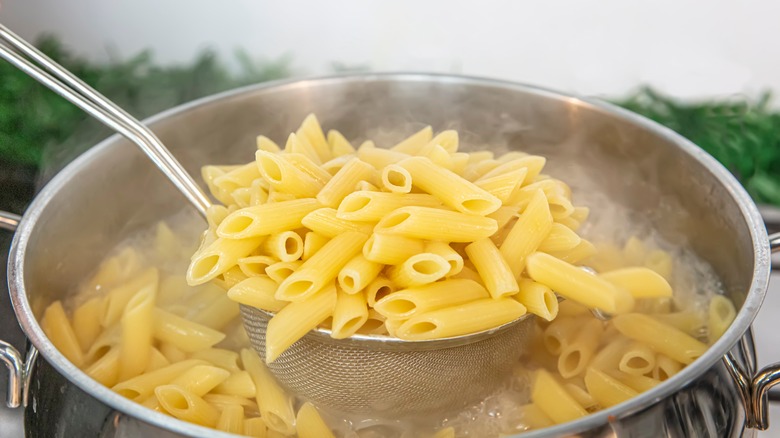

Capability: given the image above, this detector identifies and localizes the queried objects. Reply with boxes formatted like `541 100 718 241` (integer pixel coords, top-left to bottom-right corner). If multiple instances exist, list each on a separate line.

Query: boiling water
69 198 726 438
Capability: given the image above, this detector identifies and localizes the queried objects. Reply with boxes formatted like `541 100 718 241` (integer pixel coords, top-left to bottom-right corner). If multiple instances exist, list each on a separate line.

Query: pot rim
7 72 772 437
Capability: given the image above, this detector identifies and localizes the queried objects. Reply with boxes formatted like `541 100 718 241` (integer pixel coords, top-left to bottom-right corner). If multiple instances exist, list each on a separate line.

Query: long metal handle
0 24 211 218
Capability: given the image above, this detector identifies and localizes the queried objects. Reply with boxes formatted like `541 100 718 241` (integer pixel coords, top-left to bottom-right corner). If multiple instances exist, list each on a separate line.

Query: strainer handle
0 211 38 408
0 24 211 218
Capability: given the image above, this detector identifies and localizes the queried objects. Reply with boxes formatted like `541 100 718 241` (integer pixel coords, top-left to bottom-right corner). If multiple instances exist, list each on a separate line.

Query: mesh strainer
240 305 534 417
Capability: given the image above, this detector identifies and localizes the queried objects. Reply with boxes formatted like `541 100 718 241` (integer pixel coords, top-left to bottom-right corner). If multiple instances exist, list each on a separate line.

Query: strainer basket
240 305 534 417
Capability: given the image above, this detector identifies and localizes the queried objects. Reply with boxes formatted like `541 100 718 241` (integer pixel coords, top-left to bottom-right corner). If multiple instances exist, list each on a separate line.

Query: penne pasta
375 206 498 242
499 190 553 277
386 253 450 289
531 369 587 424
374 279 489 320
584 367 637 408
301 208 374 238
296 402 336 438
396 298 526 340
708 294 736 343
241 349 296 434
316 158 376 208
327 129 355 156
599 267 673 298
216 199 320 240
41 300 85 367
381 164 413 193
337 254 383 294
153 308 226 353
337 191 441 222
155 385 220 427
265 261 303 284
424 241 464 277
227 276 287 313
465 238 519 298
260 231 304 262
398 157 501 215
331 289 369 339
216 403 245 434
612 313 707 365
515 279 558 321
390 126 433 154
118 283 156 380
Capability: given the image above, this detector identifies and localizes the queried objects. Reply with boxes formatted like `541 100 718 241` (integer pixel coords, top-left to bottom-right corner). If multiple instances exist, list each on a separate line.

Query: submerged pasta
40 114 737 438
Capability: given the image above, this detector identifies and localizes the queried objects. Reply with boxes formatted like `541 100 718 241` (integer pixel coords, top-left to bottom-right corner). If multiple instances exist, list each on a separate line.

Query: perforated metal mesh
241 305 533 417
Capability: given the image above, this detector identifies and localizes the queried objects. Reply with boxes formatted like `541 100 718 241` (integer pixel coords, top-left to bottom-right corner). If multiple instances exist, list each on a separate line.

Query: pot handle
727 231 780 430
0 211 38 408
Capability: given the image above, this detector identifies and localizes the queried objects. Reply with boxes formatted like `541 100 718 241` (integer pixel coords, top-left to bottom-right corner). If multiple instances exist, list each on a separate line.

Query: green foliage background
2 37 779 206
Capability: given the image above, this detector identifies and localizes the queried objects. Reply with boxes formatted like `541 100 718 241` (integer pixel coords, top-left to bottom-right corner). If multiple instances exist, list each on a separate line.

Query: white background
2 0 780 100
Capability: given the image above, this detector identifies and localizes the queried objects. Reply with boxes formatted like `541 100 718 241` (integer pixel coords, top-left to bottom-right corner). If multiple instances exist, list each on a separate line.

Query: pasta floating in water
39 114 738 437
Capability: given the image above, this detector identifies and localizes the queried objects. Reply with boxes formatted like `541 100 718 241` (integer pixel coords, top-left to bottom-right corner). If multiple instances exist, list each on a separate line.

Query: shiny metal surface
242 305 532 416
0 24 211 217
3 74 776 437
0 212 20 232
0 340 22 408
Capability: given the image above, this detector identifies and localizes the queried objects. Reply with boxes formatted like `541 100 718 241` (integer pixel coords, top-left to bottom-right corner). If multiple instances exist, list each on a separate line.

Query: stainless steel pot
2 73 780 437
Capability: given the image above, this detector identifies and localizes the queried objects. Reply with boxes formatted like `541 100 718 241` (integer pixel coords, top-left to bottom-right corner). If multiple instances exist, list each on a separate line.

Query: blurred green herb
0 35 292 168
614 87 780 205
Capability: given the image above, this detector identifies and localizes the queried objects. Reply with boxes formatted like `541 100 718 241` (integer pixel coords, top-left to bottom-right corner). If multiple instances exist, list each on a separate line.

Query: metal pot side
5 74 774 437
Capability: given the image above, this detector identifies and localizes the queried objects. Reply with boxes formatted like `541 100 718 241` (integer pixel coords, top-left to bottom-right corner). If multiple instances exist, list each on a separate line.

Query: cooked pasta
44 115 740 437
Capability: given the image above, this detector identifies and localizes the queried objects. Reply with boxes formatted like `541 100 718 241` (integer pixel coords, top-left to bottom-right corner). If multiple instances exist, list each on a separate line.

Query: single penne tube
386 253 450 289
374 279 489 320
216 198 320 239
557 319 604 378
100 267 158 327
321 154 354 175
542 316 581 355
266 190 297 203
276 232 367 302
355 180 379 192
301 207 374 238
650 311 706 336
189 348 241 372
256 149 324 196
159 343 188 364
374 206 498 242
531 369 587 424
363 233 425 265
337 191 441 222
517 403 554 429
214 162 261 193
465 238 519 299
390 126 433 154
84 325 119 365
398 157 501 215
303 232 330 261
331 290 369 339
425 241 463 277
191 294 240 330
612 313 707 364
155 385 220 427
118 284 156 381
241 349 296 434
170 365 231 396
357 141 410 168
617 341 657 376
153 308 226 353
216 403 245 434
708 295 737 343
515 278 558 321
395 298 526 340
474 168 528 203
564 382 598 410
243 417 268 437
41 300 85 367
256 135 281 153
499 190 552 277
590 338 630 371
85 347 121 387
384 317 406 338
545 239 597 265
644 249 673 280
227 276 288 313
327 129 356 156
296 402 336 438
607 370 662 392
281 149 332 184
365 275 397 306
265 260 303 284
381 164 413 193
212 370 257 398
296 114 331 162
316 158 377 207
187 236 265 285
547 192 576 220
357 309 387 335
266 283 337 361
526 252 634 314
261 231 304 262
481 155 546 184
653 354 684 381
426 129 459 153
337 254 384 294
219 266 249 289
202 166 235 205
72 296 103 352
537 223 582 253
584 367 638 408
112 359 206 399
599 267 673 298
237 255 277 278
